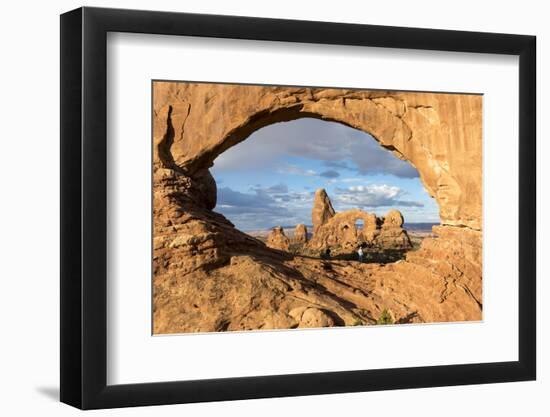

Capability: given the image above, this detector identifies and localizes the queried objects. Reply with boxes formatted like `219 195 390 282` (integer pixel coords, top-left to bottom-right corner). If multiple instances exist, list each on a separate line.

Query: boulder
383 209 404 228
266 226 290 251
296 307 336 328
377 209 412 249
294 224 308 244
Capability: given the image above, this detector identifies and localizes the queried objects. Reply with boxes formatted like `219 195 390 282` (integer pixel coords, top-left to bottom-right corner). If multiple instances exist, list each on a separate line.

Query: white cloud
215 182 427 231
334 184 424 208
215 185 315 230
277 164 318 177
210 119 437 229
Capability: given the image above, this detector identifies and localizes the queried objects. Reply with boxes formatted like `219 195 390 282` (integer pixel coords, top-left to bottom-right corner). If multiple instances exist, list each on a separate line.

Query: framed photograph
60 6 536 409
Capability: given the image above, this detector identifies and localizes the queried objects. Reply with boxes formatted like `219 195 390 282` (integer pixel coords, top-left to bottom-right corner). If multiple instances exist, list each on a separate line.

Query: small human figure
357 246 364 262
325 248 331 259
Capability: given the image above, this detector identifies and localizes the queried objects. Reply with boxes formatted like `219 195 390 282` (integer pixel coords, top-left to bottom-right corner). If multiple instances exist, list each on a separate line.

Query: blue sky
210 118 440 231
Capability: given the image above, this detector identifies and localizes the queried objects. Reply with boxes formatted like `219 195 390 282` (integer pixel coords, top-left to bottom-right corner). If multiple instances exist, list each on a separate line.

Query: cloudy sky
210 118 439 231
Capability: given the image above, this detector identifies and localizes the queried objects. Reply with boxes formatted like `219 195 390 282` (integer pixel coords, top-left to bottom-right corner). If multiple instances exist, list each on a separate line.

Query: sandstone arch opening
152 81 483 334
210 117 438 263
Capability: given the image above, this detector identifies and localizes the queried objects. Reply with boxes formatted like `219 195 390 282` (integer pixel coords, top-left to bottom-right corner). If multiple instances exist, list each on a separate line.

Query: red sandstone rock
266 226 290 251
151 82 483 334
308 190 412 252
294 224 308 244
312 189 335 234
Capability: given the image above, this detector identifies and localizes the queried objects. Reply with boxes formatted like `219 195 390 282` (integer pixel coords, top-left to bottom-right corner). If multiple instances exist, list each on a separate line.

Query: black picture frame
60 6 536 410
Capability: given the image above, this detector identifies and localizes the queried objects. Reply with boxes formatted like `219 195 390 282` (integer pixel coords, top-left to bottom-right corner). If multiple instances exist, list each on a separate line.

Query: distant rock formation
308 189 412 251
266 226 290 251
312 189 335 234
376 210 413 249
293 224 308 244
384 209 404 228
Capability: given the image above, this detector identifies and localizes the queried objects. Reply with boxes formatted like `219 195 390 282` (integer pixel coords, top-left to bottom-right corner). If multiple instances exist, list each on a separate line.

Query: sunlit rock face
152 82 482 334
312 188 336 235
293 224 308 244
266 226 290 251
308 189 412 252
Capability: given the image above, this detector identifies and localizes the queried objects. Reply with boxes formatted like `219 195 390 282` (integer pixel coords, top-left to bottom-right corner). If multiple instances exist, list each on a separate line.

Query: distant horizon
237 221 439 233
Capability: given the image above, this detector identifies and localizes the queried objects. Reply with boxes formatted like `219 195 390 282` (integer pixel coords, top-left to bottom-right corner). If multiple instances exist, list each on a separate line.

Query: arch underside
152 82 483 334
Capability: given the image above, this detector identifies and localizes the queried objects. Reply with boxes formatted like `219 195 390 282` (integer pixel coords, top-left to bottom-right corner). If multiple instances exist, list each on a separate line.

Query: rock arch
153 82 482 230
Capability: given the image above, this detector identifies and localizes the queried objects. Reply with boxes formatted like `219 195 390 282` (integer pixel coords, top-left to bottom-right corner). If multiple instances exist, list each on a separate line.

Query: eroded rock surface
308 190 412 252
312 189 336 234
152 82 483 334
377 209 413 250
266 226 290 251
293 224 308 244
